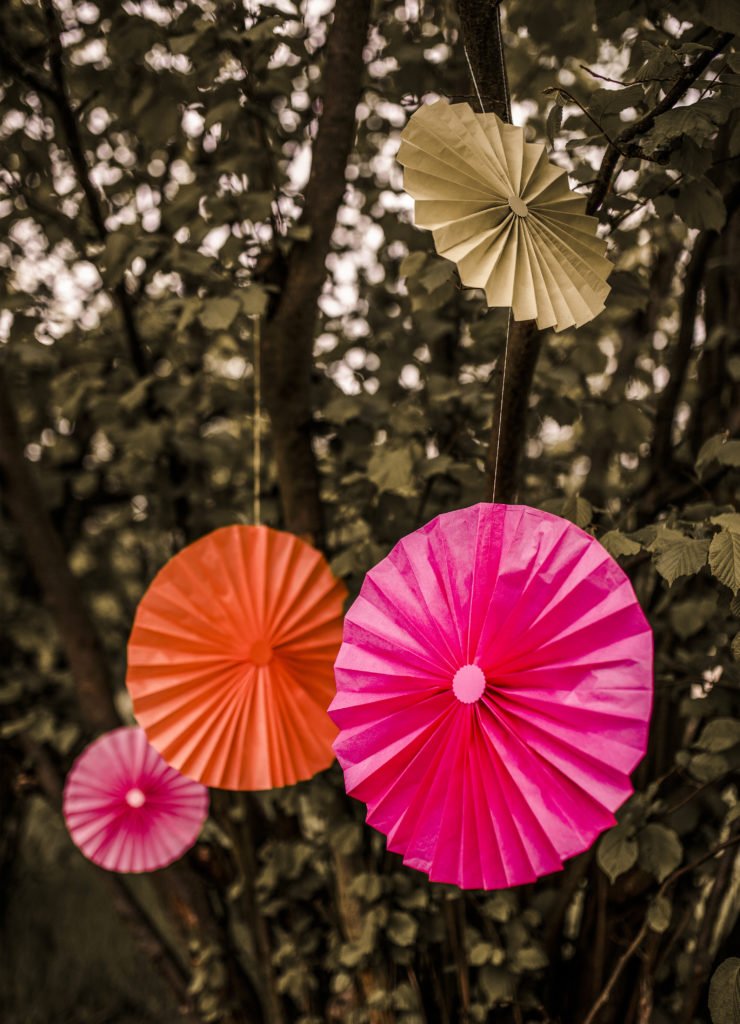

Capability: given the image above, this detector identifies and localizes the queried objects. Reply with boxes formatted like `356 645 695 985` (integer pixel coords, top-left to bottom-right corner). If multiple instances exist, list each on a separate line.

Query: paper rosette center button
125 787 146 809
452 664 486 704
507 194 529 218
248 638 273 666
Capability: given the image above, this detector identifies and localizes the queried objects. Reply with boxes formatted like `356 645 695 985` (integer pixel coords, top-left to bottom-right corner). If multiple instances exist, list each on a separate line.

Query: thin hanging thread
252 314 262 526
463 43 484 112
491 310 512 503
463 28 512 503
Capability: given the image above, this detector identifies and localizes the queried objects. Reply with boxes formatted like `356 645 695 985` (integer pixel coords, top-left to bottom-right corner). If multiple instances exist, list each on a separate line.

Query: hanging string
491 310 512 503
462 3 511 123
463 43 485 112
463 17 512 504
251 314 262 526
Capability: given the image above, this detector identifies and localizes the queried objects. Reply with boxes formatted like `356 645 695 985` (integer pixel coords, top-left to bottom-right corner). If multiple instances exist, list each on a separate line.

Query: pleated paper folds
397 100 612 332
127 525 346 790
63 727 209 873
330 504 653 890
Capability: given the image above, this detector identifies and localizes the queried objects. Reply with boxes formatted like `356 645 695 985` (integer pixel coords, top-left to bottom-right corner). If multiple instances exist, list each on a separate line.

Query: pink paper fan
330 503 653 890
63 726 209 873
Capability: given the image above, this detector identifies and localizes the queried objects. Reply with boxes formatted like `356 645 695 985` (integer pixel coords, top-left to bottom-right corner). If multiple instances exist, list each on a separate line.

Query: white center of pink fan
125 787 146 808
452 664 486 704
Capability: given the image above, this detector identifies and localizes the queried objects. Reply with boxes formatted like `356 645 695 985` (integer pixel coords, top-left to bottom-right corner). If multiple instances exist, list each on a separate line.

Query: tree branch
456 0 510 120
456 0 540 503
11 735 197 1017
586 32 734 216
0 0 151 375
0 364 119 733
262 0 370 545
651 184 740 471
487 318 541 501
580 832 740 1024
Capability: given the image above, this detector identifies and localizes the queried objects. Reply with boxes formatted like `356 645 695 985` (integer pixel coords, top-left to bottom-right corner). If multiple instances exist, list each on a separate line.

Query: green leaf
675 178 726 232
482 892 517 923
709 958 740 1024
119 376 153 413
600 530 641 558
562 494 593 529
589 83 644 119
732 633 740 660
651 106 722 148
469 941 495 967
711 513 740 531
669 595 717 639
597 824 638 882
386 911 418 947
696 718 740 753
718 442 740 467
418 259 454 293
633 42 680 83
479 966 514 1007
541 495 592 529
638 824 682 882
198 297 241 331
546 100 564 146
651 529 709 585
350 873 383 902
367 448 416 497
672 136 713 179
243 14 282 42
695 436 740 474
399 251 427 279
330 823 362 856
689 751 728 782
709 530 740 592
239 286 269 317
102 231 134 286
697 434 730 474
323 395 363 424
646 894 672 934
514 944 548 971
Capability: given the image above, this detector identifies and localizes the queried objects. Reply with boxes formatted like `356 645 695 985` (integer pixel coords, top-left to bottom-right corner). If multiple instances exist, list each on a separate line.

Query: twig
543 86 621 148
15 0 150 375
581 834 740 1024
586 32 734 215
651 182 740 470
0 364 120 733
579 63 676 87
262 0 371 545
677 828 740 1024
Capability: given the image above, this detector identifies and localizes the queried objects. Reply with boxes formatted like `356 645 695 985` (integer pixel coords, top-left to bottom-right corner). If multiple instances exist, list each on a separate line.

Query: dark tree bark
263 0 371 546
456 0 510 120
0 364 119 733
456 0 540 503
652 185 740 470
485 318 541 501
457 8 734 503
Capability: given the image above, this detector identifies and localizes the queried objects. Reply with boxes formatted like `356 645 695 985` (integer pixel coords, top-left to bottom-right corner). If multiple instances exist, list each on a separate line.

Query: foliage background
1 1 739 1023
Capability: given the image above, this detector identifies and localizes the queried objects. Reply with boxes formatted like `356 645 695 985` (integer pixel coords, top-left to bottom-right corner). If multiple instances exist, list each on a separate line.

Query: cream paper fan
397 100 612 332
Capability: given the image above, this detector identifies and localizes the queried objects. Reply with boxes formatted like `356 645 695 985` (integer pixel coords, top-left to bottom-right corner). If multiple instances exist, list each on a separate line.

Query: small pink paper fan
63 726 209 873
330 503 653 890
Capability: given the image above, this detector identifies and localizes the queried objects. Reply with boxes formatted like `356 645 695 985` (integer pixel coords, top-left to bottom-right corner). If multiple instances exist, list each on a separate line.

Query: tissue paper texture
397 101 612 332
330 504 653 889
63 726 208 873
127 525 346 790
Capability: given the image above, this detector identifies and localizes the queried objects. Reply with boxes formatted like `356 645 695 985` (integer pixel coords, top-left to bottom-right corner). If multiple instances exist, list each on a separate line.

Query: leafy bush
0 2 738 1023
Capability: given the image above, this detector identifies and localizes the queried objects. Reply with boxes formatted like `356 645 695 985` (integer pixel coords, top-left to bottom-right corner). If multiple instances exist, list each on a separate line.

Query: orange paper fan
126 525 347 791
